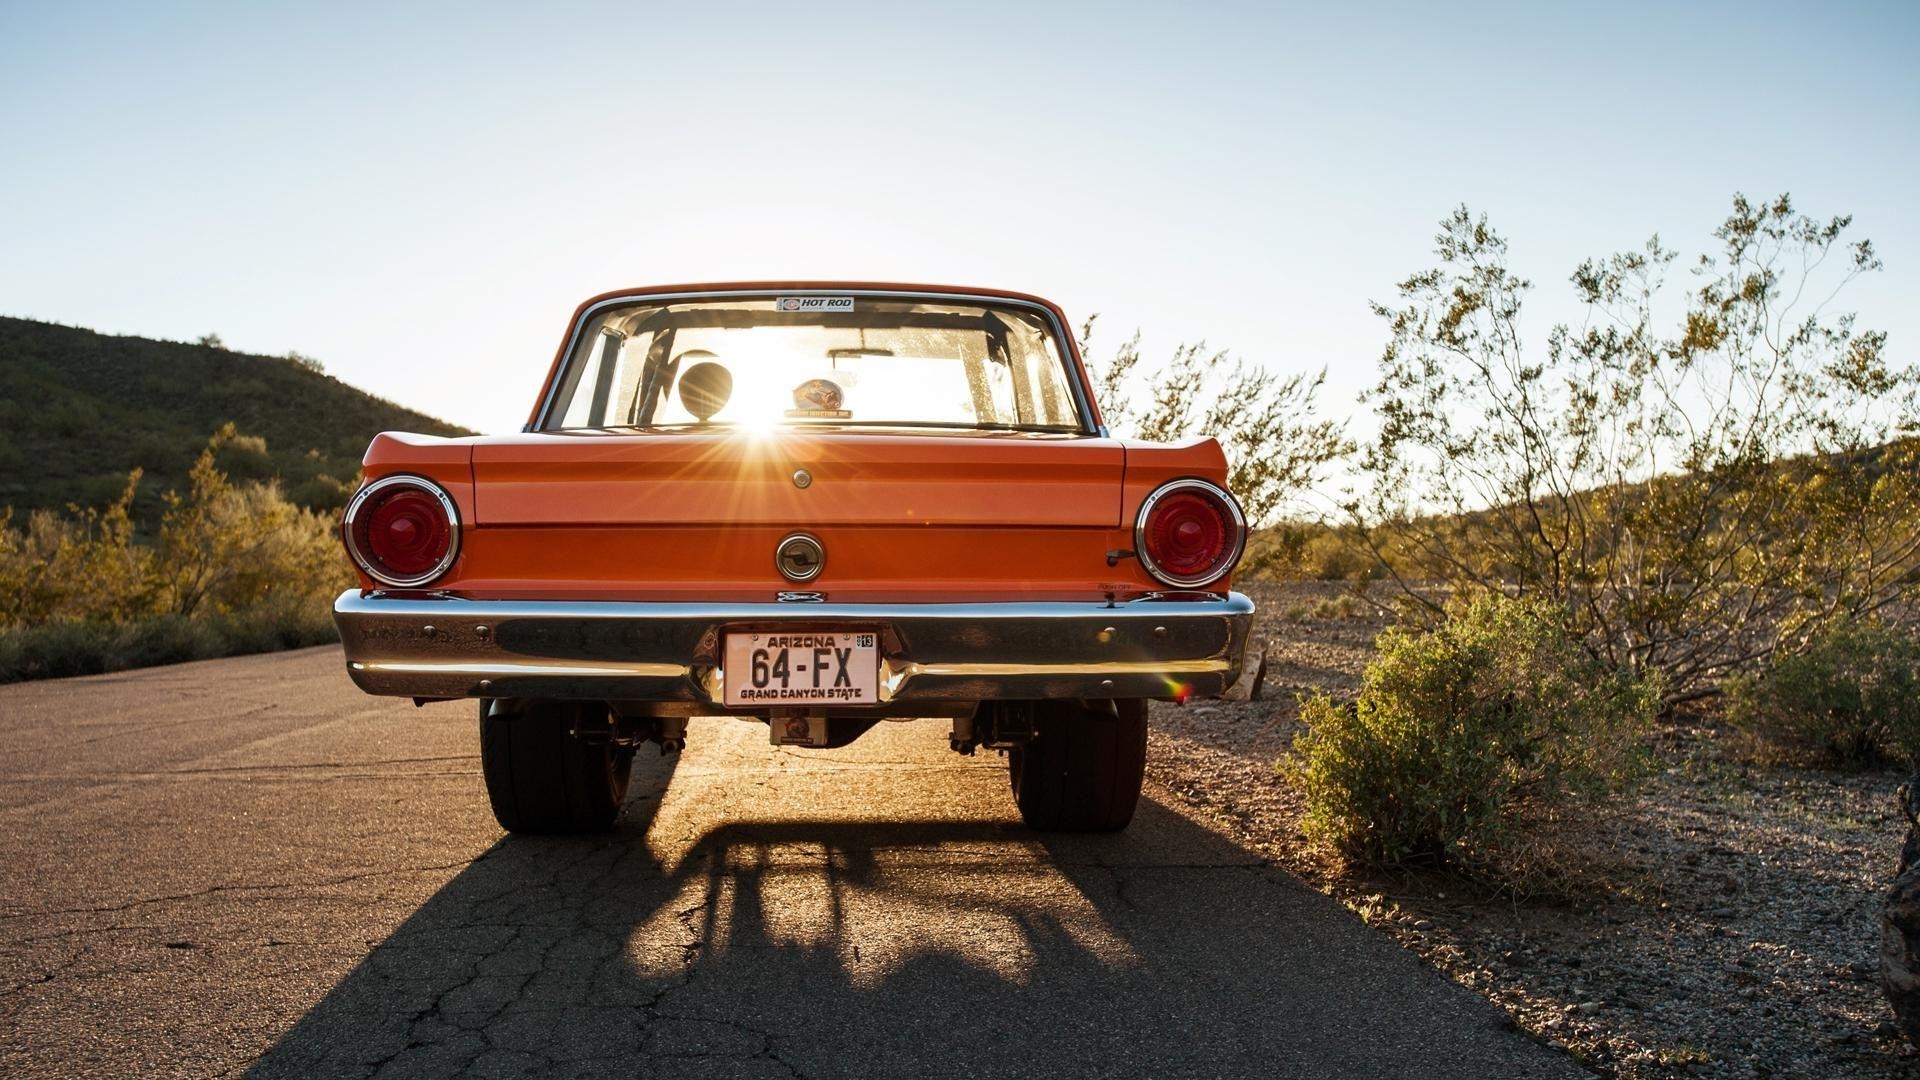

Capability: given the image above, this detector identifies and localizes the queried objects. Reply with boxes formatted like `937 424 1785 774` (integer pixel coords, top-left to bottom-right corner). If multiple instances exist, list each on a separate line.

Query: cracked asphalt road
0 646 1580 1078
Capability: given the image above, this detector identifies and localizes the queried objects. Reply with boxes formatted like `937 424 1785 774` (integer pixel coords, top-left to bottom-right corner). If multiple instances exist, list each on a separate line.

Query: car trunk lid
470 429 1125 527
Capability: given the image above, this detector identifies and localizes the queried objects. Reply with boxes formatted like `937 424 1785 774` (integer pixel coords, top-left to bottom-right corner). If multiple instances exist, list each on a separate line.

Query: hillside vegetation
0 316 470 521
0 320 469 682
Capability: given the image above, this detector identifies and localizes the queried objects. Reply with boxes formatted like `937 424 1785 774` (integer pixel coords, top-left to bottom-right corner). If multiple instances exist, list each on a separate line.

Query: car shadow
249 745 1569 1079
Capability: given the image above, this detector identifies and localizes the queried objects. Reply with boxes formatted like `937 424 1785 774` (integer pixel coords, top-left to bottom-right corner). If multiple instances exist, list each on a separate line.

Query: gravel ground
1148 580 1920 1078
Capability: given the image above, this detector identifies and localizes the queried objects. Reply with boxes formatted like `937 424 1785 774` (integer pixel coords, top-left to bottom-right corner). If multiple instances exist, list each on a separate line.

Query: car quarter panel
351 432 478 591
1119 435 1232 523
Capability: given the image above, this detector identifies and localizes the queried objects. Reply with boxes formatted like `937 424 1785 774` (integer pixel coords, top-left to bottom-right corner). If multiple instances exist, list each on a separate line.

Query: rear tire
479 701 634 834
1008 699 1147 832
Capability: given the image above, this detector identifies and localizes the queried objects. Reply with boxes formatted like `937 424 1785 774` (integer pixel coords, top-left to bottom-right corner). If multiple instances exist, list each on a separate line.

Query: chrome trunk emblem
777 591 826 603
792 468 813 489
775 532 825 582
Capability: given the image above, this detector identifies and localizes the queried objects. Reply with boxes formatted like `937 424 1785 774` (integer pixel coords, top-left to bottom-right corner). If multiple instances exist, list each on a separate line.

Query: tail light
343 475 461 587
1135 479 1245 588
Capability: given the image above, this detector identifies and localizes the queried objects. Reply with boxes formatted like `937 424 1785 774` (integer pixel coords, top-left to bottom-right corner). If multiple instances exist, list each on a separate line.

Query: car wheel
479 700 634 834
1008 698 1147 832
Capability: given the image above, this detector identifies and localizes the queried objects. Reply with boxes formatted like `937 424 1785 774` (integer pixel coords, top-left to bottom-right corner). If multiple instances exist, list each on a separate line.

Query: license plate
722 631 879 706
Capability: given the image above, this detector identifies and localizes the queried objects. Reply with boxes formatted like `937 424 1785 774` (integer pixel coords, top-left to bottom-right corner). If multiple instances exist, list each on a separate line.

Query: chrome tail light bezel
1133 478 1247 589
342 474 462 588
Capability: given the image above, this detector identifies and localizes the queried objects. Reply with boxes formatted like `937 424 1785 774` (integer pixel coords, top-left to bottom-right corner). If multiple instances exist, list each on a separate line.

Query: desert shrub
0 474 158 625
1725 621 1920 766
153 425 348 617
1294 524 1374 582
0 426 354 682
1293 592 1658 883
284 472 356 511
1349 194 1920 702
1311 594 1365 620
217 432 276 482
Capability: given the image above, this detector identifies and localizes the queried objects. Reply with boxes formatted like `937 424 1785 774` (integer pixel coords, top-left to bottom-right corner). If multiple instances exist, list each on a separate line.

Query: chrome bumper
332 590 1254 706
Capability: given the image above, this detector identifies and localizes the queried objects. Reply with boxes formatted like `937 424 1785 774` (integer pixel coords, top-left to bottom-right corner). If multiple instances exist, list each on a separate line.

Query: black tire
479 701 634 834
1008 699 1147 832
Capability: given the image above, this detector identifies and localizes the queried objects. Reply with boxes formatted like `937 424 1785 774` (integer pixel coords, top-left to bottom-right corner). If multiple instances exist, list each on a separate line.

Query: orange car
333 284 1253 834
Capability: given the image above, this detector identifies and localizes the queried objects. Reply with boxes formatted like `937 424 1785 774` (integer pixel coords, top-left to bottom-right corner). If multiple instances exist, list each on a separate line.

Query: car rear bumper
332 590 1254 706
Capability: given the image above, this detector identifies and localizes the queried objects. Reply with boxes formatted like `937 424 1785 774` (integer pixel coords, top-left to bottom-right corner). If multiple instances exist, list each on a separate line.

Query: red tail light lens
343 476 460 587
1135 479 1245 588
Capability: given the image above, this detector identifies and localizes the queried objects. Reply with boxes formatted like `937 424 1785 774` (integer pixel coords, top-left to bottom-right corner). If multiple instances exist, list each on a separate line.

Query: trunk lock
775 532 826 582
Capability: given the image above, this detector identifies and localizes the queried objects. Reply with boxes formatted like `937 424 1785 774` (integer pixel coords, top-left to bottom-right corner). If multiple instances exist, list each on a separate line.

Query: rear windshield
537 293 1089 433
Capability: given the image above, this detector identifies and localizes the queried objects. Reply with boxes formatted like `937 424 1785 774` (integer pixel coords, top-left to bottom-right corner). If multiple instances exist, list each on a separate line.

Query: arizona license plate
722 631 879 706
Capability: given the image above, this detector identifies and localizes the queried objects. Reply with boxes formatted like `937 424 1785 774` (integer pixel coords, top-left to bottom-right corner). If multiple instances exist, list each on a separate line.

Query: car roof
568 281 1064 310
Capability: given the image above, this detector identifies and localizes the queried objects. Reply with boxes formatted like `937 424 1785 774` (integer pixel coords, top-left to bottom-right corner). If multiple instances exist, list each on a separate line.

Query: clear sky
2 1 1915 435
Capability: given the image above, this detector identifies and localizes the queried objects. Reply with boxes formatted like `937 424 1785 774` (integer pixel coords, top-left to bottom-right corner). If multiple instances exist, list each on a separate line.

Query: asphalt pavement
0 646 1580 1078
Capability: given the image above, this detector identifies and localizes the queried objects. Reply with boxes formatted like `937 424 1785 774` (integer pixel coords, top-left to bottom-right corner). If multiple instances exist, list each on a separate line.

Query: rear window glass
540 294 1088 434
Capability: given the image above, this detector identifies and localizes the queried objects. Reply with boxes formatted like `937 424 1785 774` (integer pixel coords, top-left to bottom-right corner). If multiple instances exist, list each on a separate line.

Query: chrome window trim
530 288 1099 436
1133 478 1248 589
342 474 463 589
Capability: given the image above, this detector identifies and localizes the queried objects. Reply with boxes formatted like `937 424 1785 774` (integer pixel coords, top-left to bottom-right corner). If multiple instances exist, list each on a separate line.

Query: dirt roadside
1148 580 1919 1079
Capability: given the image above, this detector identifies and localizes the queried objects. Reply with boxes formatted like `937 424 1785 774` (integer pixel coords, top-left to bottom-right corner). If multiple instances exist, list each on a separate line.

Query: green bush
1292 592 1657 882
1725 621 1920 766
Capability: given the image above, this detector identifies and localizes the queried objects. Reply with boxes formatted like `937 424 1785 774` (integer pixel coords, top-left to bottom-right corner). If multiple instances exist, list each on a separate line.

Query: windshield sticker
792 378 845 411
776 296 854 312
